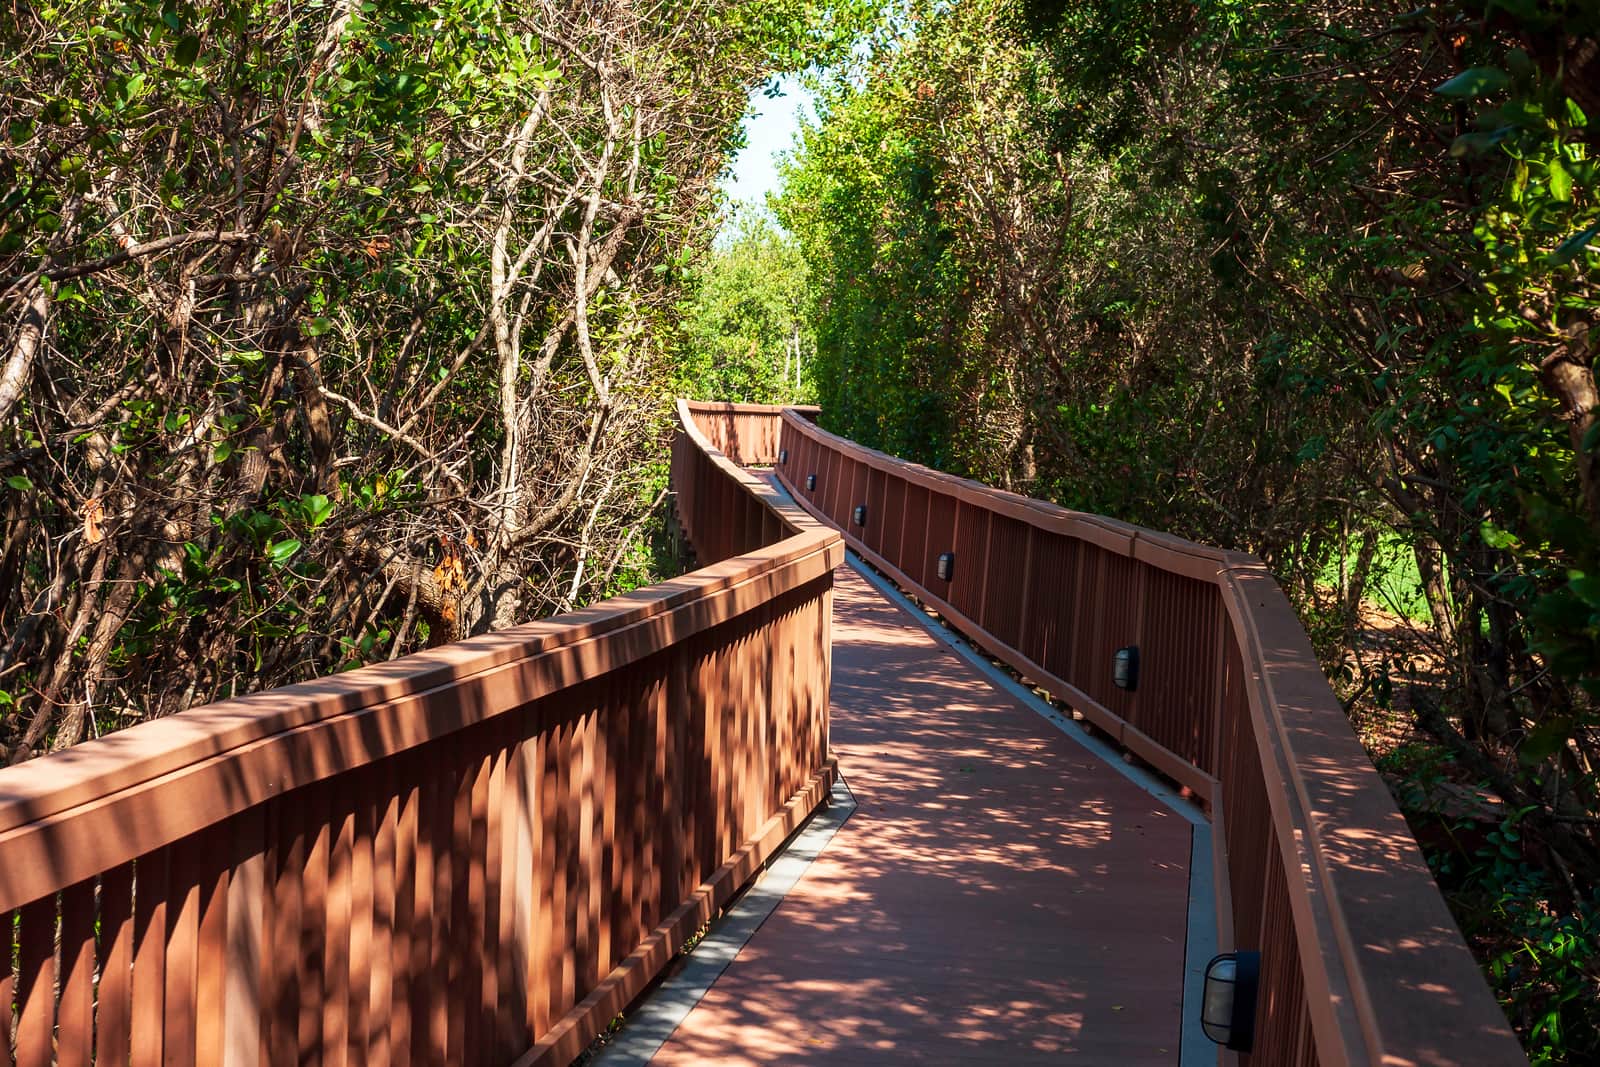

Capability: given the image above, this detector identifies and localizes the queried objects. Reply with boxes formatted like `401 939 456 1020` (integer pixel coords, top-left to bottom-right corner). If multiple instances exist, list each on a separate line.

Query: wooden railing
773 408 1526 1067
676 400 819 469
0 401 841 1067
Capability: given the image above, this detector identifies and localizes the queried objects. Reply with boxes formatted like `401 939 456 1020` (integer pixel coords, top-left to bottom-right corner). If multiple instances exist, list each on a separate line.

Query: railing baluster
100 862 136 1066
58 880 96 1067
14 896 53 1067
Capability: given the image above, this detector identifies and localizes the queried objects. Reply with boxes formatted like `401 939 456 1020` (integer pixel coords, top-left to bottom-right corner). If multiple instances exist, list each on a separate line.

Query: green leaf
301 494 334 528
266 538 303 565
1518 719 1571 765
1549 159 1573 202
1479 521 1520 549
173 35 201 66
303 317 333 337
1434 67 1510 99
5 475 33 492
213 441 234 463
1550 222 1599 265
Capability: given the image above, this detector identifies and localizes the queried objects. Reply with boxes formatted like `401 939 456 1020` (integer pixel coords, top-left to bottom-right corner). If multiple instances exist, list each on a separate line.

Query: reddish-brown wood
57 880 96 1067
392 775 420 1067
430 761 456 1067
0 907 12 1067
323 802 354 1067
486 741 511 1059
367 774 397 1067
653 565 1188 1065
98 864 136 1067
165 838 203 1067
523 734 550 1043
777 407 1526 1067
224 812 262 1067
539 723 564 1034
131 850 170 1067
346 795 374 1066
0 908 12 1067
195 833 230 1067
515 765 835 1067
15 897 54 1067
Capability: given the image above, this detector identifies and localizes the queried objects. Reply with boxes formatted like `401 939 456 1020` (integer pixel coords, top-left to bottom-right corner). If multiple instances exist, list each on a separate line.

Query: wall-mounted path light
779 448 789 464
1201 951 1259 1052
936 552 955 582
806 474 816 491
852 504 867 527
1113 645 1139 691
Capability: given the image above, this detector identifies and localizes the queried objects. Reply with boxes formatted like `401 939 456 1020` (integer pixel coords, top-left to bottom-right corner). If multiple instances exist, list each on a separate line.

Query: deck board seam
591 780 858 1067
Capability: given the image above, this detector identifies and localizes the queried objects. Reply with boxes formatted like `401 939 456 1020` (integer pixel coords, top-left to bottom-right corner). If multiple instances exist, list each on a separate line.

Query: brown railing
677 400 819 468
0 401 840 1067
775 409 1525 1067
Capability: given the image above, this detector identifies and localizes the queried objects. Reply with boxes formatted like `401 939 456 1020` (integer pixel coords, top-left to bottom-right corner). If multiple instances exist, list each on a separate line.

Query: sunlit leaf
1548 159 1574 202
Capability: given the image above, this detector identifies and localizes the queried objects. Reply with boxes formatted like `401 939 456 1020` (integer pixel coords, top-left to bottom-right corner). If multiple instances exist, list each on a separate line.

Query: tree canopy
680 207 814 404
0 0 868 755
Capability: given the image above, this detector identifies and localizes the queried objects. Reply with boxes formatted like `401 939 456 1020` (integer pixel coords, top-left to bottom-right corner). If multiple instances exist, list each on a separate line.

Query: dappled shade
648 565 1190 1064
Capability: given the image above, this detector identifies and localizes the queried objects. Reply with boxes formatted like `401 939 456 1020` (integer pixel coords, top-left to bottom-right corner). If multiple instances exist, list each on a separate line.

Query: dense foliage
0 0 865 757
778 0 1600 1058
679 207 815 403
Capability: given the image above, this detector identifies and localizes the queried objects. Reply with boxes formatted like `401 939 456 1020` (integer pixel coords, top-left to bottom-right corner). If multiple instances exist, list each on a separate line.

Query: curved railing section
677 400 820 468
774 409 1524 1067
0 401 840 1067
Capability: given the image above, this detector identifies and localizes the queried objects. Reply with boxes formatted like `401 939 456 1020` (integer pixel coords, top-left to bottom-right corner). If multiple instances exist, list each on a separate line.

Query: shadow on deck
602 561 1200 1065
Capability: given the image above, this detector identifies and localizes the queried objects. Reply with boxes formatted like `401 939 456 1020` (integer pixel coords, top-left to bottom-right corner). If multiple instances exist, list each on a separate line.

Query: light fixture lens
779 448 789 464
1113 646 1140 691
853 504 867 526
1201 956 1236 1046
1201 951 1259 1052
936 552 955 582
806 474 816 491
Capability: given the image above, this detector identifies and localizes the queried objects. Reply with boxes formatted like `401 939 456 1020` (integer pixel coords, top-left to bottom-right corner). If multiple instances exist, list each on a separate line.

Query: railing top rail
777 408 1260 580
680 399 821 417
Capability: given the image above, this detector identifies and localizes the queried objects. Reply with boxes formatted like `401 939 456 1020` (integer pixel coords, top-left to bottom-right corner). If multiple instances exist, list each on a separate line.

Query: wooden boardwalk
642 562 1196 1064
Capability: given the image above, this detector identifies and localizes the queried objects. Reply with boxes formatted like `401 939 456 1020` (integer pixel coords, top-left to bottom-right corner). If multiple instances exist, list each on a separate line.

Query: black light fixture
806 473 816 491
1113 645 1140 691
1201 951 1260 1052
779 448 789 464
935 552 955 582
852 504 867 526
